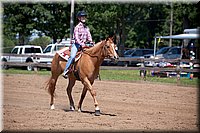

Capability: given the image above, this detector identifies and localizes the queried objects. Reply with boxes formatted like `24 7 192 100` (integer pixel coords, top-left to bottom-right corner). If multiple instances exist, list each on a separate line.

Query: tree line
2 2 199 55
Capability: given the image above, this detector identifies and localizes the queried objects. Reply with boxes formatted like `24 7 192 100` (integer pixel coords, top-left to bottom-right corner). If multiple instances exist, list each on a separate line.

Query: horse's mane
83 40 106 57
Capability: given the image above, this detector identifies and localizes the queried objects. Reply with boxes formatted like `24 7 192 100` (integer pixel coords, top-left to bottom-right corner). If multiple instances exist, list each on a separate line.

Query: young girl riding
63 10 94 78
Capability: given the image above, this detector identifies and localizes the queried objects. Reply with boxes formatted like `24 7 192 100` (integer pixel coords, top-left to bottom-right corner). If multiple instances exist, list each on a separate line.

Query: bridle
102 40 115 58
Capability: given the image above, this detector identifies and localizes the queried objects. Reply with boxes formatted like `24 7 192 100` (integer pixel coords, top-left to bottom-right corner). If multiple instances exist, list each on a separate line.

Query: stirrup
62 70 69 79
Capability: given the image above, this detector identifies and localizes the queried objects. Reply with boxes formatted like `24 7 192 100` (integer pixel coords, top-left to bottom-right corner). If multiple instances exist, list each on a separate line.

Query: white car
39 38 71 64
1 45 43 71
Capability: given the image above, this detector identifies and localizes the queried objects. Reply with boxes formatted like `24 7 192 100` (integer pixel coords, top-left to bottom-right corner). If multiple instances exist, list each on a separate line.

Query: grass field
1 68 199 87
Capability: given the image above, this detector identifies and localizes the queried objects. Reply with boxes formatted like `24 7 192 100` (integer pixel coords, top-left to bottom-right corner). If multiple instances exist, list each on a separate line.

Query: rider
63 10 94 78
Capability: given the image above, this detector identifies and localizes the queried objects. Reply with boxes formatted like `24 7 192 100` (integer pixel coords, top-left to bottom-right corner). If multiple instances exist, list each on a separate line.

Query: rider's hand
90 41 95 44
89 41 95 46
85 42 94 47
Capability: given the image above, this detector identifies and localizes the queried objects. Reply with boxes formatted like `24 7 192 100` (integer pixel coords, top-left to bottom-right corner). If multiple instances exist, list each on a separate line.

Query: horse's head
103 37 119 61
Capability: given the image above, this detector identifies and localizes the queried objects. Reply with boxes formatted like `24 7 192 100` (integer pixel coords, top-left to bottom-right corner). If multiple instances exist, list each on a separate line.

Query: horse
46 37 119 116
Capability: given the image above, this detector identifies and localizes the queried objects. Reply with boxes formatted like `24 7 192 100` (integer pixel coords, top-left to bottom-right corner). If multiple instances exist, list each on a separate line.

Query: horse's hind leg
48 75 59 110
67 77 76 111
48 54 63 109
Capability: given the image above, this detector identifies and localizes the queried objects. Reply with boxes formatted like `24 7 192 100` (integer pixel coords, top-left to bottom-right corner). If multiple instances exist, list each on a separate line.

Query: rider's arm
86 27 92 43
86 27 95 46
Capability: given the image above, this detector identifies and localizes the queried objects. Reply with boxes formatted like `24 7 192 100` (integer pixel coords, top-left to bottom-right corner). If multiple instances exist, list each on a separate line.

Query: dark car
120 49 154 66
124 49 135 56
144 47 171 67
144 46 171 59
124 49 154 58
163 46 182 59
144 46 182 67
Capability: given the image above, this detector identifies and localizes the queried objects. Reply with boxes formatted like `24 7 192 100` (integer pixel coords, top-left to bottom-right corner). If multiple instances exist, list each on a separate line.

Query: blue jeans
64 43 81 72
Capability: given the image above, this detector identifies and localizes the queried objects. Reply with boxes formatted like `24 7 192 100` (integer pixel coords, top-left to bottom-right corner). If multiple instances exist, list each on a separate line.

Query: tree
28 36 51 48
173 3 199 34
2 35 16 53
33 3 71 43
3 3 36 44
3 2 199 53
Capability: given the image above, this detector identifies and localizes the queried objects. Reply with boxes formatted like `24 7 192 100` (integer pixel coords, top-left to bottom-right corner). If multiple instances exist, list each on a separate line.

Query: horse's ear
106 36 114 41
106 37 111 41
106 32 115 41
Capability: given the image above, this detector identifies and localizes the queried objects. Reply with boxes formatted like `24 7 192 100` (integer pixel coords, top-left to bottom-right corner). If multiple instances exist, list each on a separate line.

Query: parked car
157 46 182 67
118 48 154 66
144 47 171 59
144 46 182 67
144 47 171 67
163 46 182 59
1 45 43 71
43 38 71 55
38 38 71 68
124 49 136 56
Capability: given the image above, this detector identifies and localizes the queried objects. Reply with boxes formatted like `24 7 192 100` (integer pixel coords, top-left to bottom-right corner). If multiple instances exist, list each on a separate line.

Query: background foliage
2 2 199 55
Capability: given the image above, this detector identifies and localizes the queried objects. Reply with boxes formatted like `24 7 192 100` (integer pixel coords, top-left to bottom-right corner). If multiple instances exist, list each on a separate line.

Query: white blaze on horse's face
111 43 119 59
106 38 119 60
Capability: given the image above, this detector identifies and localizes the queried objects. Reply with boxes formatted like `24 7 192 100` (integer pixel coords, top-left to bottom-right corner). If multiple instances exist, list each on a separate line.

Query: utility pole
70 0 74 41
169 2 173 47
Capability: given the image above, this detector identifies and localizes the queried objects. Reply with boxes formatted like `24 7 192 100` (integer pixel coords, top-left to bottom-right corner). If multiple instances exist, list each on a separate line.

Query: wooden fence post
176 60 181 85
140 60 146 81
33 66 38 72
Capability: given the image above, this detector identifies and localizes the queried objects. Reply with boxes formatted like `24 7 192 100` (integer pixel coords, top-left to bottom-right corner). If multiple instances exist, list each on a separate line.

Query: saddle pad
57 47 81 62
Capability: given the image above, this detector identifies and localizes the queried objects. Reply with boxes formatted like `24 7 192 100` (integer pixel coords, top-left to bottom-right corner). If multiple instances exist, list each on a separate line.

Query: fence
1 53 199 82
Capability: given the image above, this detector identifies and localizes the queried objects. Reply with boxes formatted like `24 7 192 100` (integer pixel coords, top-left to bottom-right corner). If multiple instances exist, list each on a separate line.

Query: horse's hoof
78 108 82 112
70 106 75 111
50 104 55 110
95 110 101 116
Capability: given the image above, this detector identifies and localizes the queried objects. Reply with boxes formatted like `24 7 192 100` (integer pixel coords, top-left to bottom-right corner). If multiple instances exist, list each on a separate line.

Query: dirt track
3 74 199 131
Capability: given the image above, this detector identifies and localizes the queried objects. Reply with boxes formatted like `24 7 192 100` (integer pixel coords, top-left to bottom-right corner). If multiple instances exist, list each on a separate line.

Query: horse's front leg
82 78 100 116
77 86 87 112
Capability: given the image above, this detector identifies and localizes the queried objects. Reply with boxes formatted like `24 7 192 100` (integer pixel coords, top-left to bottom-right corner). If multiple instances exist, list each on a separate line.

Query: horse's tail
45 53 61 97
45 76 56 96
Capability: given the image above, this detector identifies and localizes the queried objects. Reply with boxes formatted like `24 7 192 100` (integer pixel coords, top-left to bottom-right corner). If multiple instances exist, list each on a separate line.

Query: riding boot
62 69 69 79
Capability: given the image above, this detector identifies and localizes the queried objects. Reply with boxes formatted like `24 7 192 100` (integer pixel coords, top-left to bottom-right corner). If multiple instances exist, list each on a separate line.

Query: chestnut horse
46 37 119 116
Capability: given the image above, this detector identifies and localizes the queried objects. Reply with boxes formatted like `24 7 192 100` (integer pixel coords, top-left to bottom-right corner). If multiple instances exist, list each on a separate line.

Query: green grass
1 68 199 87
100 70 142 81
1 68 51 75
100 70 199 87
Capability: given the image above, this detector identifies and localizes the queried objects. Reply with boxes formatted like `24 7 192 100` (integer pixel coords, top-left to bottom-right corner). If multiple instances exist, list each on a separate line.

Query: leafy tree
173 3 199 34
131 4 169 48
33 3 71 43
3 3 36 44
3 2 199 55
28 36 51 49
2 35 16 53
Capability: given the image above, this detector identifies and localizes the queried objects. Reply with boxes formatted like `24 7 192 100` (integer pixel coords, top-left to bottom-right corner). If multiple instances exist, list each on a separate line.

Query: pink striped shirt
73 22 92 47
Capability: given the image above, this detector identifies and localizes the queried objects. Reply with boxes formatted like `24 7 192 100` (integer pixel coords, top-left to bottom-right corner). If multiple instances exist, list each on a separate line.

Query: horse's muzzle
110 56 119 63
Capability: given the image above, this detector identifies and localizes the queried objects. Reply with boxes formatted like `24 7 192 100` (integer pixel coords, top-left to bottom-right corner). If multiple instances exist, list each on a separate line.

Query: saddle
57 47 82 62
57 44 92 61
57 45 92 80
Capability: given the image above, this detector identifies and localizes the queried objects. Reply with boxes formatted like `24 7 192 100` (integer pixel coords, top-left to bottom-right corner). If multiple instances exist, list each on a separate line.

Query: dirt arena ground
2 74 199 132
